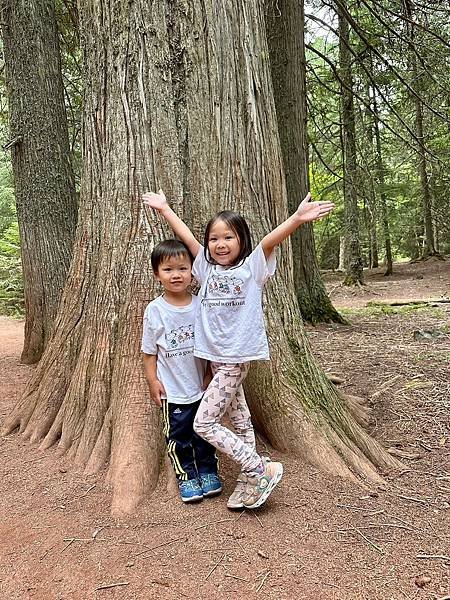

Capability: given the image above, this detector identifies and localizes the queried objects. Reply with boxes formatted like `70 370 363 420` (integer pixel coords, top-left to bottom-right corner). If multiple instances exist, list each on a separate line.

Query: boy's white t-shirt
141 295 206 404
192 243 276 363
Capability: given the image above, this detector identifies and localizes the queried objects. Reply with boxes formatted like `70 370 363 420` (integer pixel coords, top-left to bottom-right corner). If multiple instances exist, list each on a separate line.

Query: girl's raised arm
261 192 334 259
142 189 201 257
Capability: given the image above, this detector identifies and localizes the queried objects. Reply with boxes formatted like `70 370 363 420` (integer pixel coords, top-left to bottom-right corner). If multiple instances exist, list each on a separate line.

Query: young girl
142 190 334 509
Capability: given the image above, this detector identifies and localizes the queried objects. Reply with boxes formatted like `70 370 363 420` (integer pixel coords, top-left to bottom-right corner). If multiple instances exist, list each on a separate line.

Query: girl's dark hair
151 239 193 272
203 211 252 267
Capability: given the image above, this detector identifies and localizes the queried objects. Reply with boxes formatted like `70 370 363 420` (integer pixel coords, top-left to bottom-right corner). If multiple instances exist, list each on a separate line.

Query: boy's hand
295 192 335 224
142 189 169 212
149 379 166 407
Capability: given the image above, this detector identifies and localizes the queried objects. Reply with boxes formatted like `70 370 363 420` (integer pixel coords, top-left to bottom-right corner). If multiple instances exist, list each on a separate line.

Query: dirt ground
0 259 449 600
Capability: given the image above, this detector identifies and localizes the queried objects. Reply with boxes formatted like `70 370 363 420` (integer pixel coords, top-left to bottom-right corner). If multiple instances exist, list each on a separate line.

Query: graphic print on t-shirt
202 272 246 309
165 324 195 358
207 273 244 297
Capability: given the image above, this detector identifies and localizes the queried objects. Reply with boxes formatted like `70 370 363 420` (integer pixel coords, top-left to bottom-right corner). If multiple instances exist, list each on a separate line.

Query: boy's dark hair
203 210 252 267
151 239 193 272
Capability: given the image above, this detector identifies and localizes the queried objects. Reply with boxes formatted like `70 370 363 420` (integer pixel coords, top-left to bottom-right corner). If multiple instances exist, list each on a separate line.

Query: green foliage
0 161 15 236
56 0 82 186
0 220 24 317
0 152 23 316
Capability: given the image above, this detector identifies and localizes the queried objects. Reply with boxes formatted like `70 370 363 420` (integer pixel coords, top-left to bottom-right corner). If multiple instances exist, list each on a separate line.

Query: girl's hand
142 189 169 212
295 192 335 224
149 379 166 407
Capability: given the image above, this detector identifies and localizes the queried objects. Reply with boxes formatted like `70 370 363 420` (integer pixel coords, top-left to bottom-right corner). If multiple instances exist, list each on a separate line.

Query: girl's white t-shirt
192 244 276 363
141 295 206 404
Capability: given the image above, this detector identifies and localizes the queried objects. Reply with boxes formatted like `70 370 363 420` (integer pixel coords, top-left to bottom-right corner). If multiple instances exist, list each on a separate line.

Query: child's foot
227 457 271 509
242 461 283 509
199 473 222 497
227 472 248 509
179 478 204 503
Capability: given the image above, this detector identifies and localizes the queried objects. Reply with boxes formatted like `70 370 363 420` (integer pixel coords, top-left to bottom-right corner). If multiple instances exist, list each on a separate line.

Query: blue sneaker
179 478 203 503
199 473 222 498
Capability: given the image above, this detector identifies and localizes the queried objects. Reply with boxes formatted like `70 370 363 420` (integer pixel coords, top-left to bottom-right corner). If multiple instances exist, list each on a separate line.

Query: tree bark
2 0 78 363
264 0 345 324
336 2 364 285
2 0 400 515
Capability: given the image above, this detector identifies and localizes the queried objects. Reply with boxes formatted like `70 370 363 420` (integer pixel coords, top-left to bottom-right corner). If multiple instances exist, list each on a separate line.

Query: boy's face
154 254 192 294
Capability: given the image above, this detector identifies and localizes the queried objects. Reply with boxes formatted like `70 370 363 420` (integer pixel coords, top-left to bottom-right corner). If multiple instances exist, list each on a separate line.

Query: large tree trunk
264 0 345 324
2 0 400 515
2 0 78 364
336 2 364 285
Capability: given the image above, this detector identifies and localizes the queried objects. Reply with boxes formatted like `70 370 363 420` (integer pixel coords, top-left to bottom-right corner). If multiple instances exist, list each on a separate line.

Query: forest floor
0 258 449 600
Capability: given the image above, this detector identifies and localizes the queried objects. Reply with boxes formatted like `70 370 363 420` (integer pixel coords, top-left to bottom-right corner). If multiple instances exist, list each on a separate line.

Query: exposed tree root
343 275 365 287
411 253 446 263
245 332 402 492
85 409 112 475
344 394 372 428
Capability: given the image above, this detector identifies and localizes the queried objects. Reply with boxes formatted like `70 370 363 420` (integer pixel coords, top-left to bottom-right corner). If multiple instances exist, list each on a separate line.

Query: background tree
305 0 449 271
403 0 436 257
336 1 364 285
2 0 78 364
372 82 393 275
2 0 400 515
265 0 345 323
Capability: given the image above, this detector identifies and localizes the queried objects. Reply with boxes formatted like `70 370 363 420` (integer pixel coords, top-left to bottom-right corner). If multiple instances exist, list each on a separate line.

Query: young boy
141 239 222 503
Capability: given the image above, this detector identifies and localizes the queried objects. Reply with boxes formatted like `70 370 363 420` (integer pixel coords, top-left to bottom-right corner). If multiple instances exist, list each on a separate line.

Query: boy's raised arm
142 189 201 257
261 192 334 259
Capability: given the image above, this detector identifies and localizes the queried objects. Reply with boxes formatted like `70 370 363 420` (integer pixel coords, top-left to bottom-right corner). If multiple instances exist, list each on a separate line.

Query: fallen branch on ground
416 553 450 562
367 298 449 307
94 582 129 591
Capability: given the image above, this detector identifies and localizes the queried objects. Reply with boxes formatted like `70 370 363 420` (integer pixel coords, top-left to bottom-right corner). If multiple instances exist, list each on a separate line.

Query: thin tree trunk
372 88 393 276
2 0 78 364
265 0 345 324
336 2 364 285
338 236 346 271
366 198 378 269
414 100 436 256
404 0 436 257
363 200 372 268
363 83 378 269
2 0 400 515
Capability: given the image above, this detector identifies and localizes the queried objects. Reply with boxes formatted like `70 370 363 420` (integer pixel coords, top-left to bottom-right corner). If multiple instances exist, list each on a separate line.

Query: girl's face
208 219 241 266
